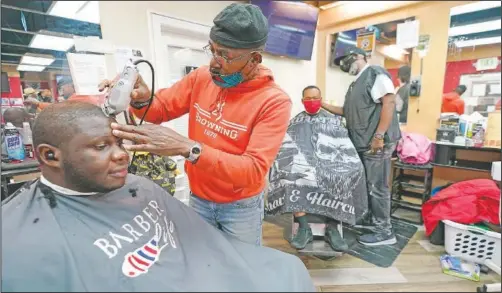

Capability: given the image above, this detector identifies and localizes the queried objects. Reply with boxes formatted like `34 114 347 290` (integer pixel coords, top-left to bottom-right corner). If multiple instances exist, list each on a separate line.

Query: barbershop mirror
1 0 102 119
1 0 102 175
442 2 501 118
326 17 414 124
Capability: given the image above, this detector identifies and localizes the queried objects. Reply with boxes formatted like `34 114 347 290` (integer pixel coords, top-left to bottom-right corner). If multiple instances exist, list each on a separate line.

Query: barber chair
283 214 344 261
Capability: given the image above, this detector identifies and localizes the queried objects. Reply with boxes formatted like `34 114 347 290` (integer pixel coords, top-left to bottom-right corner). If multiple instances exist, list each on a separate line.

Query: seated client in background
266 86 368 252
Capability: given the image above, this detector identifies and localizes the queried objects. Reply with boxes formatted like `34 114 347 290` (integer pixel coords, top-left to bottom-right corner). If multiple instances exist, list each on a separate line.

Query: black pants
358 144 396 235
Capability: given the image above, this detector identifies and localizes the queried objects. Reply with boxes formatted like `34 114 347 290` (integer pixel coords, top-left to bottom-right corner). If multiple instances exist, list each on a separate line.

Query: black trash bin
429 220 445 245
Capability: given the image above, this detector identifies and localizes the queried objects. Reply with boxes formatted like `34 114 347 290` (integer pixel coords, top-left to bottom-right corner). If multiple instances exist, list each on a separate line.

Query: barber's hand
111 123 194 157
98 74 151 102
369 137 384 155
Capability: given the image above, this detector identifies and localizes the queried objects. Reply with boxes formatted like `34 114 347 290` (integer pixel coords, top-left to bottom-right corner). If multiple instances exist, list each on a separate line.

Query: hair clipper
102 60 139 117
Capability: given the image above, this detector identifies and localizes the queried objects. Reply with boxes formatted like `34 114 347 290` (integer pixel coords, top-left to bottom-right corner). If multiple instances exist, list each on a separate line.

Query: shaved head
33 101 129 193
32 101 106 149
3 108 32 128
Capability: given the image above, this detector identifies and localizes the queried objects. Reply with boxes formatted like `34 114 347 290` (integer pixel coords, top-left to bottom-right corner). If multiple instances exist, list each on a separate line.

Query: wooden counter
432 142 500 187
392 142 501 189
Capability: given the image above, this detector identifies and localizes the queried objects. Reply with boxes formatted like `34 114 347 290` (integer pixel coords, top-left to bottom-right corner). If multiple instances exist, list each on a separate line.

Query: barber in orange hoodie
99 3 292 246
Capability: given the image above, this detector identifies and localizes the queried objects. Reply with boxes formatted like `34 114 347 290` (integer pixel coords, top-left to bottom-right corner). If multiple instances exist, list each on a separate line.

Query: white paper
472 84 487 97
465 97 479 106
67 53 108 95
9 98 24 106
396 20 419 49
489 84 501 95
469 111 486 123
114 47 152 90
114 47 145 74
74 36 115 54
487 105 496 112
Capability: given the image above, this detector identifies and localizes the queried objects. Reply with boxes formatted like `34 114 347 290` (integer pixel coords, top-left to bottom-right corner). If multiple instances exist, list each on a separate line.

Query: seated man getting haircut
1 101 314 292
267 86 368 252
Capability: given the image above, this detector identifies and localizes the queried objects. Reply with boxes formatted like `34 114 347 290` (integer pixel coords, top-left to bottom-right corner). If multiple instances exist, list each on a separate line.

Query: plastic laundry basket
443 220 501 267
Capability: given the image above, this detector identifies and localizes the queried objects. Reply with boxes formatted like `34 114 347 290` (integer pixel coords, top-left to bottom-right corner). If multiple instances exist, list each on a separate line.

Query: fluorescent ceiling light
48 1 86 18
29 34 74 51
337 38 357 46
338 32 353 39
20 55 55 66
450 1 501 16
449 20 501 36
17 65 46 72
75 1 100 24
274 24 307 34
48 1 100 24
455 36 501 48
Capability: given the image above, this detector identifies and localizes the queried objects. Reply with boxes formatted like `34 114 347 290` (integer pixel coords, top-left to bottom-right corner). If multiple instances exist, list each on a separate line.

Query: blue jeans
189 192 265 246
359 143 396 235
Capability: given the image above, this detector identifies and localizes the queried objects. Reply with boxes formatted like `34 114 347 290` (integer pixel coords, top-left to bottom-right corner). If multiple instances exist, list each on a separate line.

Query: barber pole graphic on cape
122 222 175 277
266 111 368 225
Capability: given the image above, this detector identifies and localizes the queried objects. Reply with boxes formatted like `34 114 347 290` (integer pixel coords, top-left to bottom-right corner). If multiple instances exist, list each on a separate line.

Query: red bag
422 179 500 236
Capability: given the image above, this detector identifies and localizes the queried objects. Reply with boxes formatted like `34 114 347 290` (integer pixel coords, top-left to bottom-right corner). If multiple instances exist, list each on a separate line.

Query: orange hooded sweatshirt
441 92 465 115
131 65 292 203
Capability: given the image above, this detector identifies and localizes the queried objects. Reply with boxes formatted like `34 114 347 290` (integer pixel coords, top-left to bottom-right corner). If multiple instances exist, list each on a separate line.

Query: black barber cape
2 175 315 292
266 110 368 225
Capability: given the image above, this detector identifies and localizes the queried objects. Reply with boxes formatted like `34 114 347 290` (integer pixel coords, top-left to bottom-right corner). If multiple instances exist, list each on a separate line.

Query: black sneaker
325 226 349 252
358 232 397 246
290 227 313 250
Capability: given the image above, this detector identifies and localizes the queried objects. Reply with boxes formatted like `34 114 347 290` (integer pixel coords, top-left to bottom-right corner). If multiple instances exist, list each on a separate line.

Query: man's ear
36 144 62 168
251 52 263 64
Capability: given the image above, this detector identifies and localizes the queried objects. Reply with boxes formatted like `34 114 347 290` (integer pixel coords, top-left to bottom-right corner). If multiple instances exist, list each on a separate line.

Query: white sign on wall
396 20 420 49
474 57 499 71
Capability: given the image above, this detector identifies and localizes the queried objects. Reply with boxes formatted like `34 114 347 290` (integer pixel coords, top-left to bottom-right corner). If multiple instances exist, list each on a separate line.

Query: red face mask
303 99 322 114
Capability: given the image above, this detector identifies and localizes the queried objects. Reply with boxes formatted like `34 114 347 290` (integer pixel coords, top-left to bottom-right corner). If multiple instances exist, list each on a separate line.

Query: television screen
330 29 358 67
1 72 10 93
251 1 319 61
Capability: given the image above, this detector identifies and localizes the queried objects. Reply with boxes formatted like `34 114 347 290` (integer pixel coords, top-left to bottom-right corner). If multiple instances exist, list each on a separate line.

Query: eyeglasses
203 44 261 65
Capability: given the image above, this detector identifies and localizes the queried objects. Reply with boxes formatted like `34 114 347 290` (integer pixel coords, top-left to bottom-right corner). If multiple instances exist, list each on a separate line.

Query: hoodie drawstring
209 89 228 120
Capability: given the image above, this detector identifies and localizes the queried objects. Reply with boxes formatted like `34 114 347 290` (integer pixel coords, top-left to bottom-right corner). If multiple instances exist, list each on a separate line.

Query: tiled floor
262 222 501 292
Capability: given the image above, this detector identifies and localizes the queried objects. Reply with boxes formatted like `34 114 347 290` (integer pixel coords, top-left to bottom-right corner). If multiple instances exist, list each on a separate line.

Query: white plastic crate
444 220 501 267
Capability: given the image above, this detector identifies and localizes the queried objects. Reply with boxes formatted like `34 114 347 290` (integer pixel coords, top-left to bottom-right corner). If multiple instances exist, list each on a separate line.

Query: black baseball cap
334 46 367 66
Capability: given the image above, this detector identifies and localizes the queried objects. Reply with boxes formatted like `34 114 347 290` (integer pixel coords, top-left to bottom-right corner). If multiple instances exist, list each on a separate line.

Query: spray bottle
4 122 25 161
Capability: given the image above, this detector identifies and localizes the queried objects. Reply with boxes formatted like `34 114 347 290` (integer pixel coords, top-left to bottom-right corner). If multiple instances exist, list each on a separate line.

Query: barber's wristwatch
186 142 202 164
130 100 151 110
373 133 385 140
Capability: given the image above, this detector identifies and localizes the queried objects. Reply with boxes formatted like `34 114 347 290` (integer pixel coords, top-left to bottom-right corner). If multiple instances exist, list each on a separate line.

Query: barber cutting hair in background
321 46 401 246
23 76 76 111
99 3 291 246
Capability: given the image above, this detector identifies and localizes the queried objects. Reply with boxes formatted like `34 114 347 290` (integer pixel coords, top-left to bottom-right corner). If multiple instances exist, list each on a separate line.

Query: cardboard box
485 110 501 148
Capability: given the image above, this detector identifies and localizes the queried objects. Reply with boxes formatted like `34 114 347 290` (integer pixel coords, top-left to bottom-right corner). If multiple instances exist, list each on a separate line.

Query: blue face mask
211 71 244 88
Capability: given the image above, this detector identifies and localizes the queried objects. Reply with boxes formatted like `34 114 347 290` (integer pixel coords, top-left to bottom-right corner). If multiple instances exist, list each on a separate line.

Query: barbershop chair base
284 214 344 261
